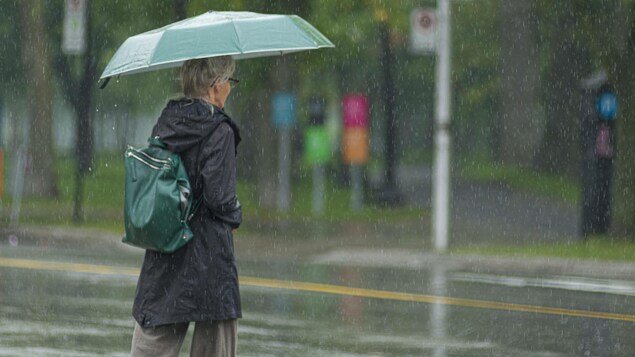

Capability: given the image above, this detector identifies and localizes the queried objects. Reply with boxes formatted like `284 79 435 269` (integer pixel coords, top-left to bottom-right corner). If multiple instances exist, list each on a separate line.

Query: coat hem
134 311 242 329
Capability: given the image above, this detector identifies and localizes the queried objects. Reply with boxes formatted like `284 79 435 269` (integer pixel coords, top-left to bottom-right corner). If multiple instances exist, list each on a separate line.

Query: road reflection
3 244 635 355
430 264 447 357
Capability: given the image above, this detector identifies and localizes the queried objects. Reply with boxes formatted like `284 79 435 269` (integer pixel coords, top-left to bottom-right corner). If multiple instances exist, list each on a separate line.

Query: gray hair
181 56 235 100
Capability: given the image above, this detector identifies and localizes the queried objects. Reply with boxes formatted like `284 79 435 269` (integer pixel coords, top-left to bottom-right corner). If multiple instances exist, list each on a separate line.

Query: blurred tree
534 0 591 177
0 1 24 102
174 0 188 20
54 0 98 222
44 0 184 220
452 0 500 159
17 0 59 198
497 0 541 167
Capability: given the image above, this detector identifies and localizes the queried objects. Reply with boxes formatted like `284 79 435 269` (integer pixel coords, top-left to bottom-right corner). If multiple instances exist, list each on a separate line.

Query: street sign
597 92 617 120
305 127 330 164
342 94 369 128
342 128 369 165
62 0 87 55
410 8 436 55
272 92 297 128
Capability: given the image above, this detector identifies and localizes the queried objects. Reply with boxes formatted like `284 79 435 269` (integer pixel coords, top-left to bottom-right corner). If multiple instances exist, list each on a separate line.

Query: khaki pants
130 320 237 357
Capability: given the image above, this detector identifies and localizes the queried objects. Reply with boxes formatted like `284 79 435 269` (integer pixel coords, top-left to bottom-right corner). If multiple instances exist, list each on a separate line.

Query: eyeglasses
211 77 239 87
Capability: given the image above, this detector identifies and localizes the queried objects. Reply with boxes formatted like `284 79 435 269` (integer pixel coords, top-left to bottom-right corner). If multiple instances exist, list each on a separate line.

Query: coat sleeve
201 122 242 229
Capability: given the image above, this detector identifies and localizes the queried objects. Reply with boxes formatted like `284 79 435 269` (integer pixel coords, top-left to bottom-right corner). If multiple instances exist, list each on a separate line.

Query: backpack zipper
131 148 173 166
127 151 168 170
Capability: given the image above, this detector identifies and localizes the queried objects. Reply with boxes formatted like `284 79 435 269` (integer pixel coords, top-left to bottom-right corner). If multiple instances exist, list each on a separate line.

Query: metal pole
377 18 402 205
11 112 29 226
433 0 451 252
430 264 448 357
351 164 363 212
10 147 25 226
312 164 325 215
277 127 291 212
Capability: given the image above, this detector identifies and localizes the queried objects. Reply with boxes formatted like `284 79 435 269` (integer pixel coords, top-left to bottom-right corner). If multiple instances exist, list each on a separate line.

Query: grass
454 237 635 262
2 154 427 233
237 173 427 223
1 154 125 231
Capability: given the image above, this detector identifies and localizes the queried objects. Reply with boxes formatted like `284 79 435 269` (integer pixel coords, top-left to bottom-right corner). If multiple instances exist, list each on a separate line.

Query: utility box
580 71 617 237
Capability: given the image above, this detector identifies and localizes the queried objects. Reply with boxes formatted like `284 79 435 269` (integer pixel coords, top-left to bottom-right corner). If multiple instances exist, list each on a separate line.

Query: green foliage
2 154 426 232
452 0 501 156
457 154 580 205
2 154 124 231
0 1 23 96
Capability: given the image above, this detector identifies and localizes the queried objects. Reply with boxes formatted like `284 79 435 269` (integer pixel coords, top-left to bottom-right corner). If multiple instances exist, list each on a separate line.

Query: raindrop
8 235 18 247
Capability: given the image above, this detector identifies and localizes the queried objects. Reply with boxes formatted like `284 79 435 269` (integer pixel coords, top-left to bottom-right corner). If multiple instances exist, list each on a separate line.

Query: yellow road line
240 276 635 322
2 257 635 322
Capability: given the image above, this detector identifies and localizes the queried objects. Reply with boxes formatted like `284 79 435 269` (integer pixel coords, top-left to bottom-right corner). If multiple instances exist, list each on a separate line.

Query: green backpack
122 137 203 253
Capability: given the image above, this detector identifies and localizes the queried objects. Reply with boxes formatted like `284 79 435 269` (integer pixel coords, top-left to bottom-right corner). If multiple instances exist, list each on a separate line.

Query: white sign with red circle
410 8 436 55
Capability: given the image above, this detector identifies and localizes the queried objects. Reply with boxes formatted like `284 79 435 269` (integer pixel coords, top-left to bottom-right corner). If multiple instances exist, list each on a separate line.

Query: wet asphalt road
2 230 635 357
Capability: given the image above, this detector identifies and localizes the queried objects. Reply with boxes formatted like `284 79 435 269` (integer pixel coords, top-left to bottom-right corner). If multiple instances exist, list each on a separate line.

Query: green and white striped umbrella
99 11 334 87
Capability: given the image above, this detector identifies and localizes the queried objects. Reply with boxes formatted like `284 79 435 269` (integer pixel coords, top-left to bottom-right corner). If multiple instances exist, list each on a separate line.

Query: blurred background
1 0 634 245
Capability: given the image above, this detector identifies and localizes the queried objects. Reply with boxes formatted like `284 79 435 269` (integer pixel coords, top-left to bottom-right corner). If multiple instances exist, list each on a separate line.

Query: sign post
272 92 297 212
342 94 370 212
432 0 451 252
305 97 330 215
410 3 450 251
580 72 617 237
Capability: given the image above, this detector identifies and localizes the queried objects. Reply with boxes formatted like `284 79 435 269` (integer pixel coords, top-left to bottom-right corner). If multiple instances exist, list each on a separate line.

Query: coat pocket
223 224 235 259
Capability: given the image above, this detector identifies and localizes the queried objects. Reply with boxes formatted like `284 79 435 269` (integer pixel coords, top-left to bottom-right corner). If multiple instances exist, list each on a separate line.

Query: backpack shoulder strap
147 136 166 149
189 118 232 220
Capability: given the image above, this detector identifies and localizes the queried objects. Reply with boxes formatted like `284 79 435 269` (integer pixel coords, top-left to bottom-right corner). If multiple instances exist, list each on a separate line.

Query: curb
3 225 635 280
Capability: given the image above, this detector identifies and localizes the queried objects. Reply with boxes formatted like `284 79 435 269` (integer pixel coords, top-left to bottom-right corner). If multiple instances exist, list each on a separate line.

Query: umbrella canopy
99 11 334 87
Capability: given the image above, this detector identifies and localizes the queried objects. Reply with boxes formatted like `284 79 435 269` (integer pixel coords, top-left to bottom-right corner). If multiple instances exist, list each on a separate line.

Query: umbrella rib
147 33 164 68
230 19 243 54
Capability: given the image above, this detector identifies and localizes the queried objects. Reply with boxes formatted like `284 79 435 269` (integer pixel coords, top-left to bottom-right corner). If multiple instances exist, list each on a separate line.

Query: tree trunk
611 3 635 237
17 0 58 198
535 0 590 177
173 0 188 20
497 0 541 166
255 57 295 210
53 1 98 221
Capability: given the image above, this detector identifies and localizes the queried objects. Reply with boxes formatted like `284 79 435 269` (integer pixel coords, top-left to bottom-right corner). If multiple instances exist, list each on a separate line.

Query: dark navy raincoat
132 98 242 328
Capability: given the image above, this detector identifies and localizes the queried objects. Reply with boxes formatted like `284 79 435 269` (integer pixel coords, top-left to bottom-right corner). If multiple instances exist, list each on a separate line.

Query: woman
130 56 242 357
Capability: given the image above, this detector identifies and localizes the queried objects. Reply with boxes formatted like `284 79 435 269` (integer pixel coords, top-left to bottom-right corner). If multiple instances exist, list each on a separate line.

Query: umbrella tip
98 77 111 89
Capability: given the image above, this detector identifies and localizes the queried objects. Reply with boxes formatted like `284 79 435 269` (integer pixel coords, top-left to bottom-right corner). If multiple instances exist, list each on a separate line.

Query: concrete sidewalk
3 223 635 282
